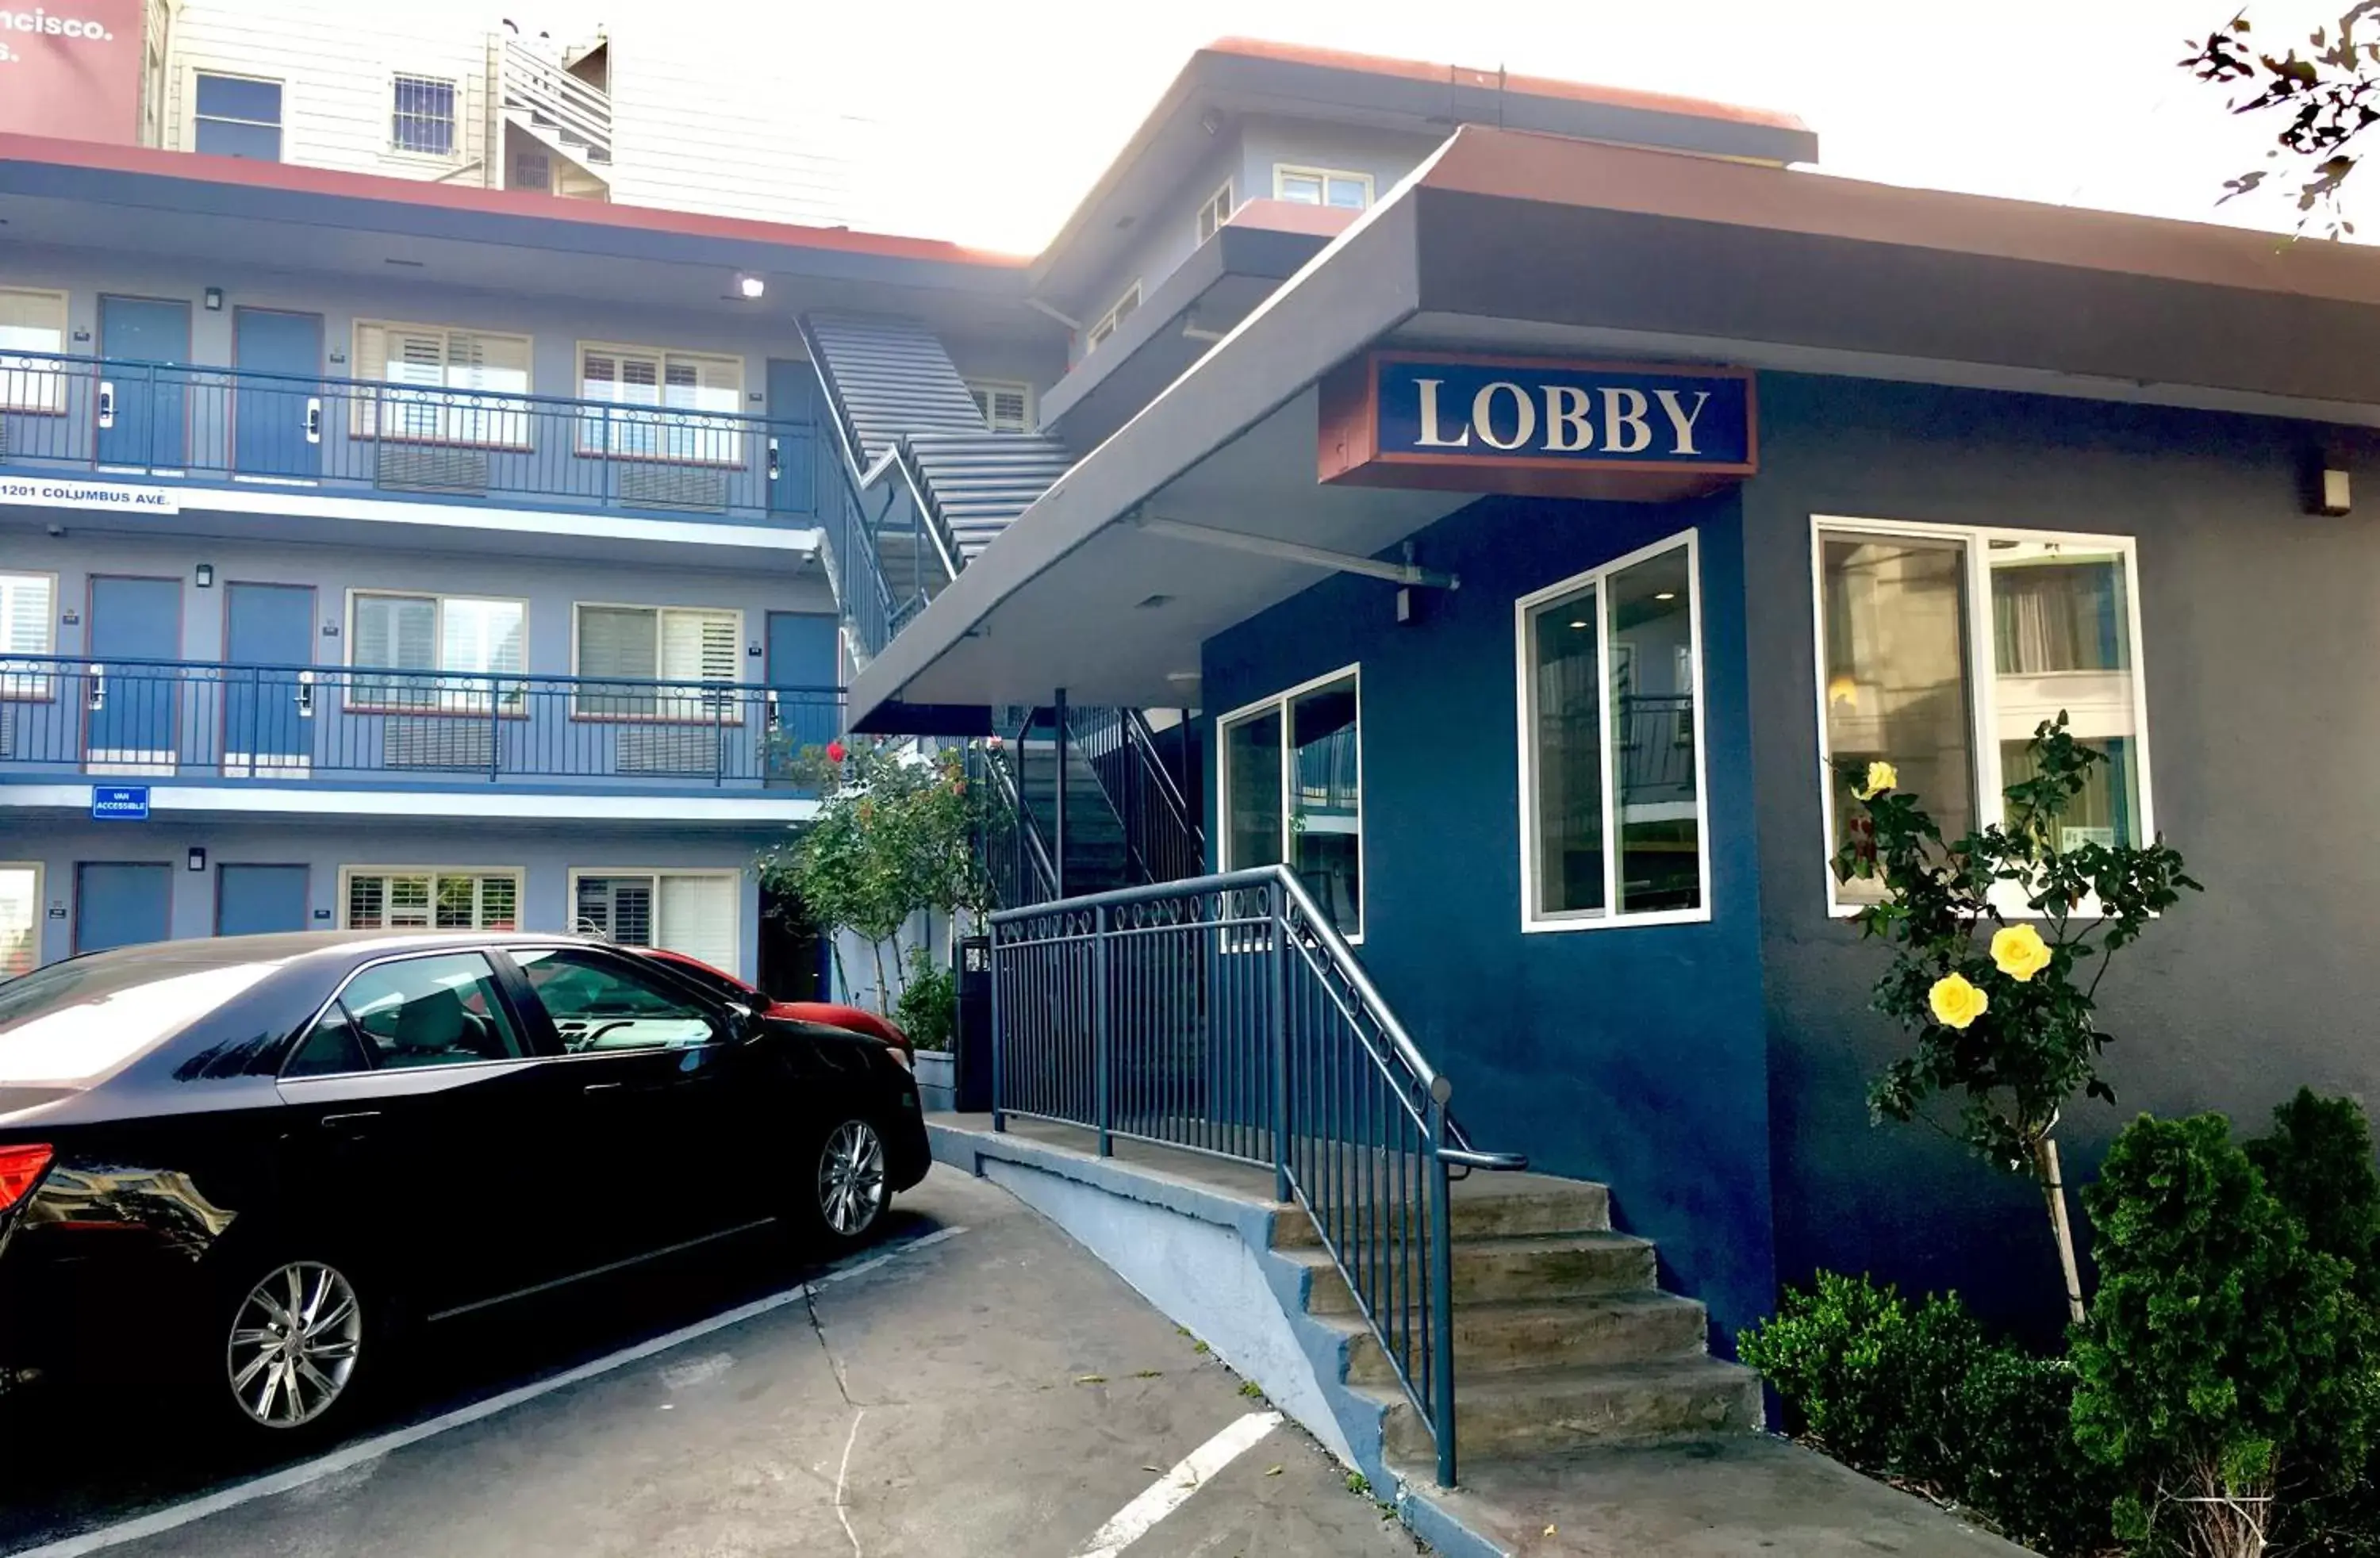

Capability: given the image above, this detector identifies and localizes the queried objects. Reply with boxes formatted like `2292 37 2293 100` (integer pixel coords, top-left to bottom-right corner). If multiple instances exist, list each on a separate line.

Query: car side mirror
723 1001 760 1041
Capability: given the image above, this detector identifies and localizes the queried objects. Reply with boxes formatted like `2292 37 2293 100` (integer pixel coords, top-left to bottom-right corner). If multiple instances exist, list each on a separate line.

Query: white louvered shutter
657 874 739 974
659 608 739 718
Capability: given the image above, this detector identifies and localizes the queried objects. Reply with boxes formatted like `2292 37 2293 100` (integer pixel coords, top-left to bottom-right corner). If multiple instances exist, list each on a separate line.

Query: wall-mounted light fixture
186 847 208 873
203 287 224 312
2320 466 2353 516
735 274 766 300
194 563 214 588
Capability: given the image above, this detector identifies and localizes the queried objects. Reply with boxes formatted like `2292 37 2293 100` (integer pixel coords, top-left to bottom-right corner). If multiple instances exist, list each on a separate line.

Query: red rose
827 739 847 762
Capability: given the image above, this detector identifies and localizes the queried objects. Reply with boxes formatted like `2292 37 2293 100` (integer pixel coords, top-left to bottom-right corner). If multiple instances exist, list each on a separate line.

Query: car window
287 954 526 1076
0 961 280 1088
516 948 718 1053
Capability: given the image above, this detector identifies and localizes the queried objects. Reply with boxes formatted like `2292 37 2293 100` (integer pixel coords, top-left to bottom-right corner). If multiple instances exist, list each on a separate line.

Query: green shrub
1741 1272 2114 1556
894 946 956 1053
2073 1111 2380 1558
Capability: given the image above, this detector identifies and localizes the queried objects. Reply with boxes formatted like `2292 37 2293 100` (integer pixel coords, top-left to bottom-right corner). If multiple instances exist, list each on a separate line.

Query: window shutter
355 596 437 671
990 386 1028 431
0 574 52 654
657 874 738 973
659 608 739 683
579 605 658 681
440 598 524 676
576 875 654 943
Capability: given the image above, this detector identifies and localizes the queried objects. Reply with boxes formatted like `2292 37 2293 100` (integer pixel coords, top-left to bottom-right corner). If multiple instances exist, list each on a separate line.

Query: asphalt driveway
0 1168 1420 1558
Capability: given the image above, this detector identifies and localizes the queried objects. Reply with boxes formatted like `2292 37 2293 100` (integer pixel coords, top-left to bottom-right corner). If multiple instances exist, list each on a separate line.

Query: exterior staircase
1271 1172 1763 1468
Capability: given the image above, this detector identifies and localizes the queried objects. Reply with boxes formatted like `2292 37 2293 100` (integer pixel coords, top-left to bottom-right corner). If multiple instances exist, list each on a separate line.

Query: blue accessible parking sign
90 785 151 821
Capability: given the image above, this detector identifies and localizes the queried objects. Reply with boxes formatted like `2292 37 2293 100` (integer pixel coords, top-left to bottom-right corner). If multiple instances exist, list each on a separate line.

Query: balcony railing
0 654 842 792
0 351 819 524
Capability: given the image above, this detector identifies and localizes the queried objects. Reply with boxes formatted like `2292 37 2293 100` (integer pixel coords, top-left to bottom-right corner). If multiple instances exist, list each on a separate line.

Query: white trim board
0 785 820 823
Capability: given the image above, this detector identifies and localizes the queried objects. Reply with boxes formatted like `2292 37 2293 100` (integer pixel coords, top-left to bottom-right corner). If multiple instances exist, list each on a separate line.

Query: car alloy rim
818 1119 887 1236
225 1261 363 1429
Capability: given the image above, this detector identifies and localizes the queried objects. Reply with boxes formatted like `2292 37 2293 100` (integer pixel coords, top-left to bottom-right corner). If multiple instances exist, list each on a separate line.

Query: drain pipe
1053 688 1069 900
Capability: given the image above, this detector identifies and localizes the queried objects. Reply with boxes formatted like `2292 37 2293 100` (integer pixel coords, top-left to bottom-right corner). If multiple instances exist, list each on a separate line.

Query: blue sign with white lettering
1376 358 1753 466
1320 351 1757 501
91 785 151 821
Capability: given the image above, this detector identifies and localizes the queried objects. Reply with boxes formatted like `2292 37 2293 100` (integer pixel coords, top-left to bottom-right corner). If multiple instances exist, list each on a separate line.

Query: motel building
12 4 2380 1517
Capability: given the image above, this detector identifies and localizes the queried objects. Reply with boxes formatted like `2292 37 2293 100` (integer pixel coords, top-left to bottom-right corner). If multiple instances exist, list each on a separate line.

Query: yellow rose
1990 923 2052 983
1929 973 1989 1030
1853 761 1898 801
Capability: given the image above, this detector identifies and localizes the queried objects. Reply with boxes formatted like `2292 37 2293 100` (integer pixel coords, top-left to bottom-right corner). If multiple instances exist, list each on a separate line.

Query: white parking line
10 1226 966 1558
1074 1410 1284 1558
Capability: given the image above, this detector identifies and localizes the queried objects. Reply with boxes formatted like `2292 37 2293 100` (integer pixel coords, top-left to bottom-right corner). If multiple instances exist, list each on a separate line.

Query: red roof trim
1203 36 1812 136
0 132 1031 268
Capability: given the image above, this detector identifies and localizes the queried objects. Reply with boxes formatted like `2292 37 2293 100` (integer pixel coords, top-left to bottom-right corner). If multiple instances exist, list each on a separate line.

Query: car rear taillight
0 1145 53 1213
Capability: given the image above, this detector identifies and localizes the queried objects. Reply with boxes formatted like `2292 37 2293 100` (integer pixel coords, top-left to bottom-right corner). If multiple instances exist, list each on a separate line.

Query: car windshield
0 958 281 1088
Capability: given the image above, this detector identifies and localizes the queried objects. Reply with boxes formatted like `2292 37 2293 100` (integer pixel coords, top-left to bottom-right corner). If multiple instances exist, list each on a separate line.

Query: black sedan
0 931 929 1441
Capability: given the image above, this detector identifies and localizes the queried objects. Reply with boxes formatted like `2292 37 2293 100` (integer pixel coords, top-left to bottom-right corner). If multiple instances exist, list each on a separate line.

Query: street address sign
91 785 150 820
1319 351 1756 501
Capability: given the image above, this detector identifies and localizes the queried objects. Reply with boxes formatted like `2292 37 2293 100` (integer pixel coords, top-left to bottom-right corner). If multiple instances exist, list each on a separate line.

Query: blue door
233 309 323 477
223 581 313 773
98 297 191 470
216 863 309 936
86 576 182 769
766 359 816 515
75 862 172 954
766 612 839 774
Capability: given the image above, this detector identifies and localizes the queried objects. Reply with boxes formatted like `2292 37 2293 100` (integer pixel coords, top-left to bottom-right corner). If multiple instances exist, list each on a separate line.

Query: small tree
2072 1111 2380 1558
2183 6 2380 233
1836 715 2201 1322
758 739 988 1018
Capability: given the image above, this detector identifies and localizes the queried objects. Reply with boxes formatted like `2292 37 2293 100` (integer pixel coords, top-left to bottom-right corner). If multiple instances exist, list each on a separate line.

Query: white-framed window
1812 517 2153 912
573 603 742 720
351 321 532 447
192 71 282 161
1084 283 1142 353
1517 531 1710 931
390 73 458 157
570 869 741 975
0 571 56 700
0 862 41 979
576 343 745 463
963 378 1033 433
1218 666 1363 938
341 867 522 931
1196 178 1235 243
1273 164 1372 210
0 288 68 413
346 590 527 713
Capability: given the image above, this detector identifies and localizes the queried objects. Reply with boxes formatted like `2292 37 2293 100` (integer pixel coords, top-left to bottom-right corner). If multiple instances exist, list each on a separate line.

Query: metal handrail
793 320 969 590
1063 704 1203 886
988 864 1524 1487
500 36 613 161
971 739 1060 907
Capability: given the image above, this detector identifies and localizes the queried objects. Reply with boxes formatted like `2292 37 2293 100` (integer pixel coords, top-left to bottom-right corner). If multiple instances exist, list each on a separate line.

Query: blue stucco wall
1201 490 1776 1345
1741 371 2380 1341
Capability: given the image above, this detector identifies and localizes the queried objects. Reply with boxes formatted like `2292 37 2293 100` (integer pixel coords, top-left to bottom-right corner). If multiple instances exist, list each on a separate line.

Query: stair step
1371 1357 1764 1460
1268 1175 1609 1249
1332 1292 1708 1383
1285 1233 1656 1314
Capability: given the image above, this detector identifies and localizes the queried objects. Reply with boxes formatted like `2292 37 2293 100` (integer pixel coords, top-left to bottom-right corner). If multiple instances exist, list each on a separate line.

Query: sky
755 0 2349 255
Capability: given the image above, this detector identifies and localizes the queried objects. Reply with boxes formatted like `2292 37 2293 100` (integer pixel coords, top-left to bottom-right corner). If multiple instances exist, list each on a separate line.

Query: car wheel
212 1256 374 1439
800 1117 891 1250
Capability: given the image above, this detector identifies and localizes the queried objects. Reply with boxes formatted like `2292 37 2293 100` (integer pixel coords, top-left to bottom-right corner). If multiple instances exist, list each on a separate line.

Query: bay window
348 591 526 712
352 321 532 446
577 343 744 463
1518 531 1708 929
1815 520 2149 908
574 603 741 720
1219 668 1362 937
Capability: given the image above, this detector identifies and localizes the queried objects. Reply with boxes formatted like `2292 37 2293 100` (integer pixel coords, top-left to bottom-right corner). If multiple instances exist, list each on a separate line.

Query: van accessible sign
1319 351 1756 502
0 1 146 144
0 476 178 513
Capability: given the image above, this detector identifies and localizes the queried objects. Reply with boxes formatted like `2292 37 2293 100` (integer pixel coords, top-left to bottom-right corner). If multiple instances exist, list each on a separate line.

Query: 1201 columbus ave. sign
1319 351 1756 501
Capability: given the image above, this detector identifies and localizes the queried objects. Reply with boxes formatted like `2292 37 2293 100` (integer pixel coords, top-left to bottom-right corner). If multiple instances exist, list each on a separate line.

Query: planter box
915 1050 957 1115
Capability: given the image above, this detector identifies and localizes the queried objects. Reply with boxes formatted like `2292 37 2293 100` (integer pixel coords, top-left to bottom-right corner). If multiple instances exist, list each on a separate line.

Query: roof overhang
851 125 2380 726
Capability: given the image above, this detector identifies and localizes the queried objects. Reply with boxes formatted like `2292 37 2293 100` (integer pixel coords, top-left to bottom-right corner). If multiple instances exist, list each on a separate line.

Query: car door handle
319 1111 382 1130
582 1081 624 1094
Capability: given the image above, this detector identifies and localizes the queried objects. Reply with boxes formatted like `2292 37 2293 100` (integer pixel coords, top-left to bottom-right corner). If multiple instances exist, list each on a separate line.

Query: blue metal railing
989 865 1525 1487
1065 705 1205 888
0 349 820 524
0 654 841 789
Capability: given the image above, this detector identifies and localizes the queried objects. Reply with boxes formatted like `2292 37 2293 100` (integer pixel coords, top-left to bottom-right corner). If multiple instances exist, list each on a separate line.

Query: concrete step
1334 1292 1710 1385
1266 1175 1610 1250
1371 1357 1764 1461
1285 1232 1657 1315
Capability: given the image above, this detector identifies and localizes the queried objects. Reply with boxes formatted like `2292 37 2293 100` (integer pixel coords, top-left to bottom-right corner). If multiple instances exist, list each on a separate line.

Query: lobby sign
0 476 179 513
1319 351 1756 501
0 0 148 144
